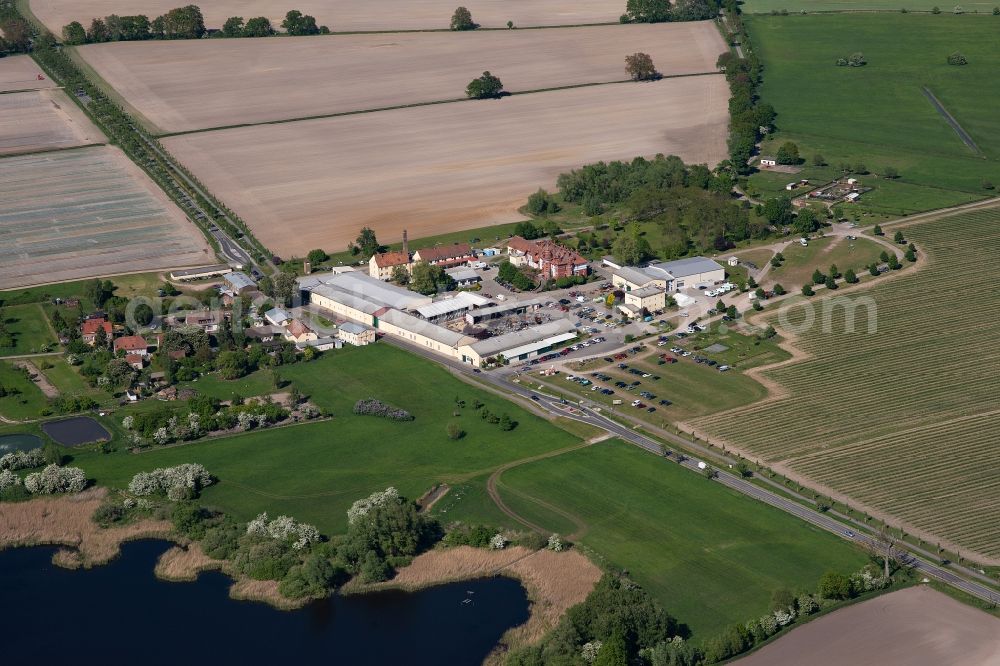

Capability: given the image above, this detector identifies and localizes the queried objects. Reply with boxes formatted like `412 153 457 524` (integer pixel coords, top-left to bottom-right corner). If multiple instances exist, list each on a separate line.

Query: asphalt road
387 336 1000 607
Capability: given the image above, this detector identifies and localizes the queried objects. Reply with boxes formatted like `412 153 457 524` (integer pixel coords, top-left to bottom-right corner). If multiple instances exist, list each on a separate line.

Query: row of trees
62 6 327 44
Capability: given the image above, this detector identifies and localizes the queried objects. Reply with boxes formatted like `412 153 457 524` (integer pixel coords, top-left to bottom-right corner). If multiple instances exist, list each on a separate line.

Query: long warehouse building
297 271 577 366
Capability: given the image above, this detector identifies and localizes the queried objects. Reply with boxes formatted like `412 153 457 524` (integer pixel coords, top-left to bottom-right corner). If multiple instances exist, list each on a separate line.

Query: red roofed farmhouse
81 317 112 345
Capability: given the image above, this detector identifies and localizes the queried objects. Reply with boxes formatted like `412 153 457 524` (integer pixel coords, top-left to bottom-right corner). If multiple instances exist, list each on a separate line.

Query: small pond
40 416 110 447
0 541 530 665
0 433 43 453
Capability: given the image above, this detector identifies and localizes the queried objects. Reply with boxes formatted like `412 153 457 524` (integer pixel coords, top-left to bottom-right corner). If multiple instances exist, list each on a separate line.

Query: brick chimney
402 229 409 258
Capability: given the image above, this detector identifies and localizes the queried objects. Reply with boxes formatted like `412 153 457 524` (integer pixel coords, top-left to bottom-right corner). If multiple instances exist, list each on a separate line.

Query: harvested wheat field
0 145 212 289
76 23 726 133
33 0 624 36
0 487 172 567
163 76 729 256
0 54 55 93
735 586 1000 666
0 89 106 155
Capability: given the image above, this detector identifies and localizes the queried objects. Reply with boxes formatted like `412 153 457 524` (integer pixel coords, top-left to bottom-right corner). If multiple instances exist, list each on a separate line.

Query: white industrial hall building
296 270 577 366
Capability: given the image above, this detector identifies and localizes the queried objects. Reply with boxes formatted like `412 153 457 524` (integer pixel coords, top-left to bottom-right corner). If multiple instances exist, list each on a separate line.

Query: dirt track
76 23 725 133
163 76 729 256
0 89 106 155
32 0 625 36
735 586 1000 666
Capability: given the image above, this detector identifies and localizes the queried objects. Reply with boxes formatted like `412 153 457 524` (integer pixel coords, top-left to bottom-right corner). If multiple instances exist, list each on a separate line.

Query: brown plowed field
735 586 1000 666
0 145 212 289
0 55 55 93
162 76 729 256
32 0 625 36
0 89 106 155
75 23 726 133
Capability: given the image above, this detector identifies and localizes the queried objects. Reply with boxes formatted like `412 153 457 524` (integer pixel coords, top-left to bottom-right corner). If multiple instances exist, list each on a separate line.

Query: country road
386 336 1000 608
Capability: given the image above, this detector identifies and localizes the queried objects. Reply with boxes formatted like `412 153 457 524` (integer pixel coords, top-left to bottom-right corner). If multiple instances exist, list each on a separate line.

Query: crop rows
693 209 1000 559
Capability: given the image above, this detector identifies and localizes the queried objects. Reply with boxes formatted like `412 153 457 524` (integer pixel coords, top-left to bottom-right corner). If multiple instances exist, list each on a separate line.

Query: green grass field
743 0 999 13
498 439 867 638
766 235 885 288
73 345 581 533
694 207 1000 561
0 304 58 356
750 14 1000 214
0 361 49 420
35 357 108 402
743 0 996 15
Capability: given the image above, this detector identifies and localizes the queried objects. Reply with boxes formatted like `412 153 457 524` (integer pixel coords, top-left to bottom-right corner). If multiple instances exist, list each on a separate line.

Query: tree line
61 6 328 45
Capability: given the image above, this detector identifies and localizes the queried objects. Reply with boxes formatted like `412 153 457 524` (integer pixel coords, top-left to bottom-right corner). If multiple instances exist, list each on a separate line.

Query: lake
0 540 530 665
40 416 110 446
0 433 43 453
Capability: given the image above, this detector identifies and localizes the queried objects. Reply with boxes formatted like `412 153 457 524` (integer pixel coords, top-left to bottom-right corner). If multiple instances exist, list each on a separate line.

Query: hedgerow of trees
621 0 717 23
62 5 327 44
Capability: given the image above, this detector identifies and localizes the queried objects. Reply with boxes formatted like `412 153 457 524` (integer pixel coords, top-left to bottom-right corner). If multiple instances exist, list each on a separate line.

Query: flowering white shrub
129 432 144 447
581 641 602 664
773 607 796 626
127 463 213 497
187 413 201 437
0 469 21 492
121 415 135 430
797 594 818 615
245 512 321 549
489 533 508 550
66 353 81 366
347 487 400 525
254 413 268 428
97 376 110 388
123 497 136 510
153 427 170 445
851 566 889 592
0 448 44 471
237 411 254 431
547 534 564 552
23 464 86 494
757 613 778 636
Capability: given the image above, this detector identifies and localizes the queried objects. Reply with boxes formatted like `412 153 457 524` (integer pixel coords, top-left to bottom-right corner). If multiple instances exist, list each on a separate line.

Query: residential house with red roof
113 335 149 357
505 236 590 279
81 317 113 345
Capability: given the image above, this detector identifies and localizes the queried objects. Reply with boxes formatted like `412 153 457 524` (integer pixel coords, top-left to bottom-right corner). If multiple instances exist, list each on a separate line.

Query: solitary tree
355 227 380 259
775 141 800 165
881 165 899 179
773 283 786 295
811 153 827 167
450 6 476 30
625 52 659 81
466 71 504 99
306 248 328 264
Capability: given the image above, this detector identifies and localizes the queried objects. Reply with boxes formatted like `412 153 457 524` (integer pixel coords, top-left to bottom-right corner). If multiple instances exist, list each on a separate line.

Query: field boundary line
158 72 725 138
921 86 983 156
0 141 108 161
